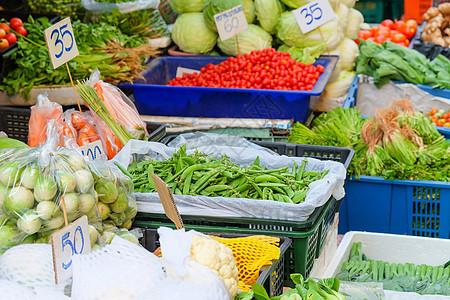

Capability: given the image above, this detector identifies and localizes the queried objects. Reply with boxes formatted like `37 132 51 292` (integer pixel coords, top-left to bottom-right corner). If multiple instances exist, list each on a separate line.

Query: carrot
62 124 75 139
71 112 88 131
78 133 90 146
28 101 63 147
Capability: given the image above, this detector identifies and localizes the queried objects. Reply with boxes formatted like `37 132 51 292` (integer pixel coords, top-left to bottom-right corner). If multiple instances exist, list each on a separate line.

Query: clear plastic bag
82 0 171 39
88 160 137 229
339 281 385 299
0 123 102 253
90 69 148 140
28 93 63 147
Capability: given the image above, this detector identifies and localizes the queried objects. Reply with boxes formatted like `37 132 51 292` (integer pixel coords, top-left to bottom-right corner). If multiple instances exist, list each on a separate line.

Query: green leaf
291 274 305 286
252 283 270 300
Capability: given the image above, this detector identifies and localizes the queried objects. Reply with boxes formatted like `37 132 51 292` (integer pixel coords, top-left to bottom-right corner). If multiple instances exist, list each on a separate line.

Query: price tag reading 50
214 5 248 41
292 0 336 34
44 17 79 69
51 215 91 283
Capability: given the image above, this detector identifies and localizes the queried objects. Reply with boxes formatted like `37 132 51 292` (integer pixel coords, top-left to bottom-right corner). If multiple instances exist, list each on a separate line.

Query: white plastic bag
113 132 347 222
81 0 159 13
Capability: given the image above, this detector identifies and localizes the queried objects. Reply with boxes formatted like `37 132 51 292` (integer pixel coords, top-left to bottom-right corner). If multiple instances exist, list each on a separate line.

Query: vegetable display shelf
139 228 292 297
134 141 354 284
343 75 450 139
118 55 338 123
0 106 167 143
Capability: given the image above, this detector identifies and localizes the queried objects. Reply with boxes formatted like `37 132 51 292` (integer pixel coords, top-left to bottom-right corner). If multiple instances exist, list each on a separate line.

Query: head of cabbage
170 0 206 14
172 12 218 54
276 12 343 50
242 0 256 24
278 43 325 64
254 0 285 34
217 24 272 56
203 0 245 32
280 0 339 9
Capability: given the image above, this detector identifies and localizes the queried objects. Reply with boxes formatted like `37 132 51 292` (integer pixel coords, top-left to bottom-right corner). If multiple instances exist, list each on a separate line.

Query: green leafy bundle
356 39 450 89
288 101 450 181
0 16 157 98
336 242 450 296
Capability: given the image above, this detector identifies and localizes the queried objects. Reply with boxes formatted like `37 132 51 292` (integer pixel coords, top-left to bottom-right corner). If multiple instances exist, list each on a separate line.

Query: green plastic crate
386 0 404 21
354 0 384 23
133 197 339 285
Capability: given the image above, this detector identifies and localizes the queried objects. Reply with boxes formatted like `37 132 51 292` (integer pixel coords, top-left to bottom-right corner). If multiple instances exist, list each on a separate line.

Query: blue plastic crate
119 55 338 122
339 176 450 239
342 76 450 139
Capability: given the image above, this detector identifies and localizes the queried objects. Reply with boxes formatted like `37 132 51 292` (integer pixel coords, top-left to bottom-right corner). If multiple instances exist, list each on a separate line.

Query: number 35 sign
293 0 336 34
44 17 79 69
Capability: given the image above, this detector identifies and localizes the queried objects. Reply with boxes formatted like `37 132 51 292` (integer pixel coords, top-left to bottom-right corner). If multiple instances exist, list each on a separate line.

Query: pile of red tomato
428 108 450 128
356 19 418 47
168 48 325 91
0 17 27 51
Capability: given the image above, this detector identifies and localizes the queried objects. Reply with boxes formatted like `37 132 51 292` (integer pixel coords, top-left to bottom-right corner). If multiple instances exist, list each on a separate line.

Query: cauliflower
190 234 239 298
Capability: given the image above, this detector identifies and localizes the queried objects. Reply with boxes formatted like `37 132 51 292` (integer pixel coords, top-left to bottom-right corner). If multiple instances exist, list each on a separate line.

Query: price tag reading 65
293 0 336 34
44 17 79 69
51 215 91 283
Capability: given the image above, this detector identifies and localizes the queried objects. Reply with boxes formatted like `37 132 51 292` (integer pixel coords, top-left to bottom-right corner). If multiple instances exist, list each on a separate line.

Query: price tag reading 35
44 17 79 69
292 0 336 34
214 5 248 41
51 215 91 283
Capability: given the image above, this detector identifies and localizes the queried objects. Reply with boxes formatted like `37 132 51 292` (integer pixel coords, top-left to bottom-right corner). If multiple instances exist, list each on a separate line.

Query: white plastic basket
323 231 450 278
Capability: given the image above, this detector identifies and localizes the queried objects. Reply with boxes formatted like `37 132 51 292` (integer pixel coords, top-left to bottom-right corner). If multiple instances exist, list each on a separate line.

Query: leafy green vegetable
217 24 272 56
356 39 450 89
254 0 284 35
203 0 244 32
170 0 206 13
278 43 325 64
172 12 218 54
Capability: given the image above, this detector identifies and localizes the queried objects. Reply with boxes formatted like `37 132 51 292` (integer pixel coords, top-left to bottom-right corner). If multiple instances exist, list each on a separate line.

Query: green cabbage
345 8 364 39
172 12 218 54
278 43 325 64
203 0 244 32
243 0 256 23
338 38 359 71
255 0 284 34
335 3 349 33
217 24 272 56
280 0 339 9
170 0 206 14
322 70 356 98
276 12 343 50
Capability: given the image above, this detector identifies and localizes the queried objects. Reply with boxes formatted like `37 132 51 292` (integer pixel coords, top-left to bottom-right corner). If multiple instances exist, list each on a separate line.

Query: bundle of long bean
125 145 329 203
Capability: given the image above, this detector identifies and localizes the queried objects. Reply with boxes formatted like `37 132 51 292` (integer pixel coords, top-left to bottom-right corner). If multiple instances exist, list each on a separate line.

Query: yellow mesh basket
210 235 281 292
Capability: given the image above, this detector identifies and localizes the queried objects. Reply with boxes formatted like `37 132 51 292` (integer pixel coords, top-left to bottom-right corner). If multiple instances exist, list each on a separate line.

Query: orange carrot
28 99 63 147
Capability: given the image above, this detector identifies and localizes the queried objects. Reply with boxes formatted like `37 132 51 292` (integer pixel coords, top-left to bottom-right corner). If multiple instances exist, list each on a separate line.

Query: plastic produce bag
26 0 86 20
89 69 148 139
339 281 385 299
0 123 102 253
28 93 63 147
82 0 171 39
114 132 347 222
88 160 137 229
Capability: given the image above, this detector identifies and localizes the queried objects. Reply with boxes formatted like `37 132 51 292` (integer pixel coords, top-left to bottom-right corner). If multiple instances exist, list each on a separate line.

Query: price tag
292 0 336 34
44 17 79 69
176 67 200 78
214 5 248 41
51 215 91 283
79 140 106 161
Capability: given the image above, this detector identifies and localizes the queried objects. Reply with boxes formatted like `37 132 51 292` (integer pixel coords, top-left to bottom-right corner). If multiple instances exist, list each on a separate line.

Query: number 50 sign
44 17 79 69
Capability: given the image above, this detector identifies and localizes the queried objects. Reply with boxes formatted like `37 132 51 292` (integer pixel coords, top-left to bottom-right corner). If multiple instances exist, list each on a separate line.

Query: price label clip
51 215 91 284
214 4 248 54
44 17 82 113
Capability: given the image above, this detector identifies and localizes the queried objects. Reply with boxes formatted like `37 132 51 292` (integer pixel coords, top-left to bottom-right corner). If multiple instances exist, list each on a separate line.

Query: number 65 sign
44 17 79 69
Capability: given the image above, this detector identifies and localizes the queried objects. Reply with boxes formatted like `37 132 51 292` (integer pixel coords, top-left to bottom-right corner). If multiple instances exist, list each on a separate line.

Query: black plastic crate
139 228 291 297
0 106 166 143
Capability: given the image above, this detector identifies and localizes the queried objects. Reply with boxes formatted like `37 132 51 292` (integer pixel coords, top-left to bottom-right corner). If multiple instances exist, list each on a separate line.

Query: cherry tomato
377 29 391 38
374 35 387 44
9 18 23 30
405 19 418 30
430 108 439 115
381 19 395 29
0 23 10 33
5 33 16 45
403 25 416 40
0 29 5 39
394 20 406 32
0 38 8 50
358 30 372 40
15 26 27 37
391 32 407 43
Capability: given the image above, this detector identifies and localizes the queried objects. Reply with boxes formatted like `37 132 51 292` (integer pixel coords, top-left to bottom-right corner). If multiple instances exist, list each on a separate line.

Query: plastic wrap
28 93 63 147
89 160 137 229
339 281 385 299
90 69 148 139
0 124 102 253
82 0 171 39
114 133 347 222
